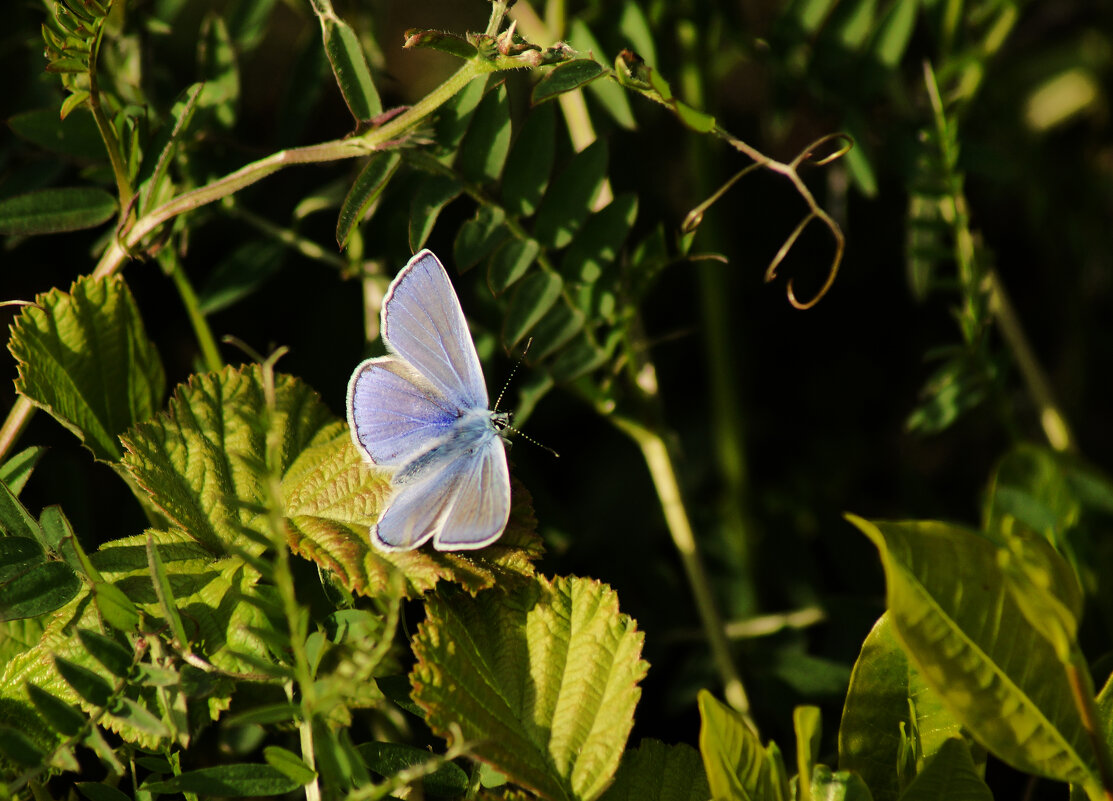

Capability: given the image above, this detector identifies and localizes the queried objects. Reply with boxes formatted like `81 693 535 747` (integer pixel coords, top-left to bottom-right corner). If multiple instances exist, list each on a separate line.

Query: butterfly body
347 250 512 551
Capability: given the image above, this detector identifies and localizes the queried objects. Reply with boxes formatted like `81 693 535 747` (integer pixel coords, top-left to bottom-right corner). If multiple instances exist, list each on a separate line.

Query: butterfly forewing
347 357 455 467
381 251 489 410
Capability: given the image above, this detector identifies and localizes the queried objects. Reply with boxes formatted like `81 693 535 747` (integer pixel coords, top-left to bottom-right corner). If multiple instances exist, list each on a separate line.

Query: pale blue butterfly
346 249 511 551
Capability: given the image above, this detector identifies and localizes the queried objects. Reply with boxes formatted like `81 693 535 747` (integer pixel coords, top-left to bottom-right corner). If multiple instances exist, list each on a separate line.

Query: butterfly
346 249 512 551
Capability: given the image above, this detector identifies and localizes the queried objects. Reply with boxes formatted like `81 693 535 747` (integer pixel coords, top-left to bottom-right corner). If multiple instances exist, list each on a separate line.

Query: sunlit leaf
487 237 541 295
0 447 46 497
532 60 606 105
412 576 647 801
567 20 636 129
503 271 564 349
10 275 165 462
312 0 382 122
698 690 790 801
532 140 608 249
849 515 1101 796
458 83 511 184
899 738 993 801
337 151 401 249
454 205 508 272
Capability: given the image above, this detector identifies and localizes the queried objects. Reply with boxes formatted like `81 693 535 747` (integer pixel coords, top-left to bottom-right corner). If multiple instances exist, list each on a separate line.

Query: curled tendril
691 127 852 309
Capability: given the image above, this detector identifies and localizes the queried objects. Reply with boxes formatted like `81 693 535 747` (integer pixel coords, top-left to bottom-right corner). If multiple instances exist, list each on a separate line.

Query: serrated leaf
145 763 301 795
411 576 647 801
487 238 541 295
121 365 335 553
600 739 709 801
848 515 1101 795
899 738 992 801
532 60 606 105
313 0 382 122
409 174 463 251
502 103 555 217
55 657 114 708
197 239 286 315
503 271 564 349
0 561 81 621
10 275 165 463
0 187 115 235
454 205 508 272
282 433 543 597
0 447 46 497
7 108 105 160
0 725 46 766
532 140 608 249
27 683 87 736
357 741 469 795
337 151 401 249
458 83 511 185
76 629 132 678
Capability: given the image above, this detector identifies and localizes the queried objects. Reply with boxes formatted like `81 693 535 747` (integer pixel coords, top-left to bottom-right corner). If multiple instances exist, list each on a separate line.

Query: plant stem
87 19 133 207
985 270 1075 452
609 414 754 726
164 251 224 374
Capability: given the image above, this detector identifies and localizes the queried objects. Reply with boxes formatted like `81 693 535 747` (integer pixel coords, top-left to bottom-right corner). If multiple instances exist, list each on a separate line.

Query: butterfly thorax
392 405 505 487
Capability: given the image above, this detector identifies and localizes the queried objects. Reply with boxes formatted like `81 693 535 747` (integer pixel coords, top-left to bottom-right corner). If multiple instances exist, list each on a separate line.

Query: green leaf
532 60 606 105
93 580 141 632
197 239 286 315
136 83 203 214
357 741 469 795
264 745 317 785
409 174 463 251
282 433 543 598
76 629 132 678
599 739 709 801
7 108 105 160
503 271 564 349
55 656 114 708
794 706 822 799
619 2 658 67
548 332 611 383
0 561 81 621
197 14 240 129
0 446 46 496
808 765 874 801
144 764 301 795
121 366 335 553
487 237 541 295
337 151 401 249
411 576 647 801
114 697 171 738
458 83 511 185
454 205 508 272
402 28 479 60
567 20 636 130
699 690 790 801
561 192 638 315
434 75 488 153
312 0 382 122
527 303 586 362
225 702 302 727
984 444 1080 544
848 515 1101 795
0 537 45 583
0 480 44 545
10 275 165 463
899 738 992 801
76 782 132 801
0 187 116 235
375 675 425 717
872 0 919 69
532 140 608 249
26 683 87 737
0 725 46 766
502 103 556 217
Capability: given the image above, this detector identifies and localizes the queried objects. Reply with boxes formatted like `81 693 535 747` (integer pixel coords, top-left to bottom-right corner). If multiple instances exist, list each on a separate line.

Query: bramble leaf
411 576 647 801
10 275 165 463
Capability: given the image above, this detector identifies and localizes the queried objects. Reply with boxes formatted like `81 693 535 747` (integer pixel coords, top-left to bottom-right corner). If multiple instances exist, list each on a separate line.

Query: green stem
87 21 133 206
228 204 348 271
609 414 754 726
164 251 224 374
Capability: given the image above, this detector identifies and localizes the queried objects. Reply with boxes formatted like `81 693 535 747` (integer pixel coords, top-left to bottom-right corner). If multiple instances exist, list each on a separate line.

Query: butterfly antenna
494 338 560 458
493 337 532 413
